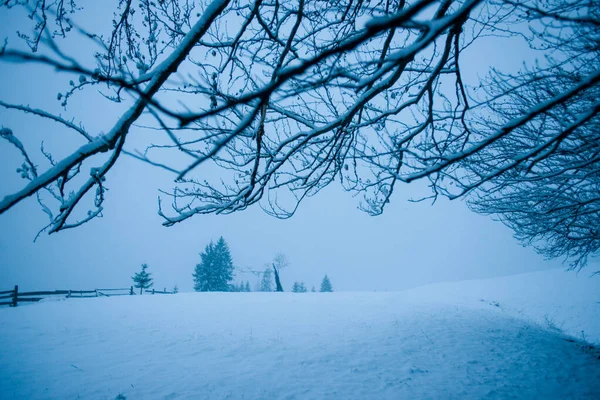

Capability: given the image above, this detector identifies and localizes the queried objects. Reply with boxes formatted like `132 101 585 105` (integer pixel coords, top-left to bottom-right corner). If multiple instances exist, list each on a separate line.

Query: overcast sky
0 1 592 293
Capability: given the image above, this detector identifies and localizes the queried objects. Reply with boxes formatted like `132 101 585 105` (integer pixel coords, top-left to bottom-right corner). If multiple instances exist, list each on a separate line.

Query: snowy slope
402 268 600 344
0 269 599 400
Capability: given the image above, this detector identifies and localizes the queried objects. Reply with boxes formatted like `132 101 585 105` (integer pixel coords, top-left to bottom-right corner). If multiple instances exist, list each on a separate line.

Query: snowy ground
1 269 599 399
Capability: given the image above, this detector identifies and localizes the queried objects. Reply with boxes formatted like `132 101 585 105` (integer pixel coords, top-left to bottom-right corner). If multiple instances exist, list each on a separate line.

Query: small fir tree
244 281 251 292
132 264 154 295
292 281 307 293
311 286 316 292
172 285 179 294
260 267 273 292
320 275 333 292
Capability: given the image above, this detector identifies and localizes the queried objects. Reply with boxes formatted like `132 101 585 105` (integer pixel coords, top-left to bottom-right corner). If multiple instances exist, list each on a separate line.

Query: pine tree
292 281 301 292
193 242 214 292
311 286 316 292
173 285 179 294
320 275 333 292
244 281 251 292
260 267 273 292
132 264 154 295
193 237 235 292
292 281 307 293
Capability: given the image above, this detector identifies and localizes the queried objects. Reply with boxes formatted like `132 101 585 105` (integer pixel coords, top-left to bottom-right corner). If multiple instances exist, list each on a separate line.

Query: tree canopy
132 263 154 294
0 0 597 268
292 281 307 293
260 267 274 292
320 275 333 292
193 237 235 291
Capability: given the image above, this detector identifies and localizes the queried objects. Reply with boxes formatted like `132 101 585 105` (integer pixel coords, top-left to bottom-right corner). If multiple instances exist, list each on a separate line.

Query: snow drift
0 268 598 399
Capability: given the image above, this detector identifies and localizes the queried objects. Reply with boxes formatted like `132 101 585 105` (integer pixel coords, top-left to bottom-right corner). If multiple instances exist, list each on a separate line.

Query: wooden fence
145 288 175 295
0 285 173 307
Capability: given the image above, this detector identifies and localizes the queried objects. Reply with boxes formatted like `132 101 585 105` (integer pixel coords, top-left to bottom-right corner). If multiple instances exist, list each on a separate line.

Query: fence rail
0 285 174 307
19 290 70 296
145 288 174 295
16 297 44 302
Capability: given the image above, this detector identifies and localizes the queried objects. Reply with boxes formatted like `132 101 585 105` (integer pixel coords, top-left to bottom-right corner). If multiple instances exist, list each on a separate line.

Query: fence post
12 285 18 307
152 289 155 295
68 290 71 298
95 289 98 297
130 286 133 295
164 287 166 293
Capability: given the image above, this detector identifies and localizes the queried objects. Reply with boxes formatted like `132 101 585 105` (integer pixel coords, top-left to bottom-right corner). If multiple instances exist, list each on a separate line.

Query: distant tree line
231 281 252 292
129 237 333 294
292 275 333 293
192 237 333 293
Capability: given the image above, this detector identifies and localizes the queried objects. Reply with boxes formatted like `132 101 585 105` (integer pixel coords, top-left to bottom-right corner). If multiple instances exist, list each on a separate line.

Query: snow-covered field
1 269 599 399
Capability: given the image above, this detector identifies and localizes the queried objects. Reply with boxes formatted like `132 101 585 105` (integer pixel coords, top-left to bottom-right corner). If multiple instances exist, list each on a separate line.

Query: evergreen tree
132 263 153 295
173 285 179 294
260 267 273 292
244 281 251 292
292 281 307 293
193 237 235 291
311 286 316 292
320 275 333 292
193 241 214 292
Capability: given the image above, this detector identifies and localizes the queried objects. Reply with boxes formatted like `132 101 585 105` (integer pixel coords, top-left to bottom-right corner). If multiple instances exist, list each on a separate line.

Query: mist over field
1 0 599 398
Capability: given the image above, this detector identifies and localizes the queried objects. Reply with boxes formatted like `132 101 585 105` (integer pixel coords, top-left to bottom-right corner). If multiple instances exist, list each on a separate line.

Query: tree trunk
273 265 283 292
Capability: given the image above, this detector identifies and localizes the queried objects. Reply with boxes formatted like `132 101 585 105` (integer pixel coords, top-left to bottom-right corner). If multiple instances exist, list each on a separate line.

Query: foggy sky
0 1 587 293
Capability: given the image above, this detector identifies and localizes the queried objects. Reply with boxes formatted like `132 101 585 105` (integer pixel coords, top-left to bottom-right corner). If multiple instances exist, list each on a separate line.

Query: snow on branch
0 0 598 268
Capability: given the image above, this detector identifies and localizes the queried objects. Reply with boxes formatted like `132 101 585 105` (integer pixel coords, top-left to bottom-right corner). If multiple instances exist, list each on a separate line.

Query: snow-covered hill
0 269 599 399
403 268 600 344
